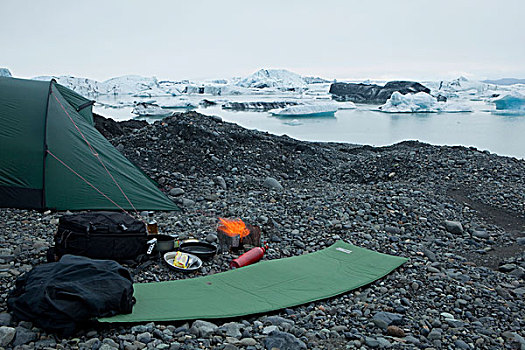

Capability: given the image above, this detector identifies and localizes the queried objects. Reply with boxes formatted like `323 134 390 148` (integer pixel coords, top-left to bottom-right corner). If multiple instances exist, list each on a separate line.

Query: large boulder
329 81 430 104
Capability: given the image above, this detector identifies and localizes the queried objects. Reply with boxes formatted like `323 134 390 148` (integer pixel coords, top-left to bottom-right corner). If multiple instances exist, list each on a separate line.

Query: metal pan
179 241 217 260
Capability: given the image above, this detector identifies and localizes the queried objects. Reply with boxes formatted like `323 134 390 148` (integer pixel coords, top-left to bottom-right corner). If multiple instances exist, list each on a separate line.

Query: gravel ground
0 111 524 349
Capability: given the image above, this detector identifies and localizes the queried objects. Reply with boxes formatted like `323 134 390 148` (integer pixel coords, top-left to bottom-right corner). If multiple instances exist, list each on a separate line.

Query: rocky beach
0 111 524 350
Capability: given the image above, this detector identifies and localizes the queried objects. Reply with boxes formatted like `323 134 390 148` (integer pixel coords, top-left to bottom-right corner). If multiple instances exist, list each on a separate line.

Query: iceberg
222 101 298 111
379 92 438 113
33 75 102 96
303 76 330 84
157 98 197 109
379 92 472 113
133 86 173 98
184 84 249 96
335 101 357 110
0 68 12 77
270 103 338 117
158 81 183 96
236 69 307 90
33 74 161 96
493 92 525 111
131 102 171 116
427 76 490 99
103 75 159 95
96 100 135 108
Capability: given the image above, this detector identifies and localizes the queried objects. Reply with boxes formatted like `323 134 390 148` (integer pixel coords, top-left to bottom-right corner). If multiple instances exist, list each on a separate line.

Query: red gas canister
230 244 268 268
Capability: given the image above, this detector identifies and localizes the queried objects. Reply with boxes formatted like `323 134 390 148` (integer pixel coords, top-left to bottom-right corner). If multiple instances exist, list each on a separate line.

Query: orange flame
218 218 250 239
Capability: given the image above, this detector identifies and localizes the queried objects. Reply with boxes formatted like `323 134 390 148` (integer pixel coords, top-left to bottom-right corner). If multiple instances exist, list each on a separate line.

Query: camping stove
217 218 261 253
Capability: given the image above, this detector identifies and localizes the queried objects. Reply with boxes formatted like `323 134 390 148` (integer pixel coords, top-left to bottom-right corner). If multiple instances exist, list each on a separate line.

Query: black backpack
8 255 134 335
53 212 148 262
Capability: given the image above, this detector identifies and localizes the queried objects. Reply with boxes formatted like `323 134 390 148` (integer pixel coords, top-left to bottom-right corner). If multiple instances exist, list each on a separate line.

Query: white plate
163 251 202 272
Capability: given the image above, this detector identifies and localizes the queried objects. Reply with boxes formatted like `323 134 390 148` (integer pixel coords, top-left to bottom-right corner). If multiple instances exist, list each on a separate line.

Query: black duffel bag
8 255 134 335
53 211 148 262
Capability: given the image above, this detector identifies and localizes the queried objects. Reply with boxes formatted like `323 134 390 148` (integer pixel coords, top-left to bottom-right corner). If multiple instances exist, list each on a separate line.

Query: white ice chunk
131 102 171 116
102 75 159 95
33 74 162 96
493 92 525 110
0 68 12 77
236 69 307 90
335 101 357 110
184 84 249 96
133 86 172 97
426 76 491 100
156 98 197 109
379 92 472 113
270 103 338 117
380 92 438 113
33 75 103 96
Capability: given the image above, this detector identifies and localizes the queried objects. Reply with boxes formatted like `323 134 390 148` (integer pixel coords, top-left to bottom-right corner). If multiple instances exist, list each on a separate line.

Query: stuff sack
7 255 134 335
54 211 147 261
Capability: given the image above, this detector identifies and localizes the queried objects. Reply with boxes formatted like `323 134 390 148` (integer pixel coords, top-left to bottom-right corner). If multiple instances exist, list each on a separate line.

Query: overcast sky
2 0 524 82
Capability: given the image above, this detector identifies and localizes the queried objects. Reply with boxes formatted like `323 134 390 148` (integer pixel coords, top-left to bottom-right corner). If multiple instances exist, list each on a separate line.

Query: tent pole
41 80 54 210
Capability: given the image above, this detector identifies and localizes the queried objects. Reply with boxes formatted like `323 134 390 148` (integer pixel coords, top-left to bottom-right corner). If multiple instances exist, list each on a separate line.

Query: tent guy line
51 88 141 218
45 150 135 217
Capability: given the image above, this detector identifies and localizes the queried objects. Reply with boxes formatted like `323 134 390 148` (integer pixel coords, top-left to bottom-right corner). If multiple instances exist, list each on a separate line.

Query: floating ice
157 99 197 109
379 92 472 113
303 76 330 84
28 69 332 98
237 69 307 90
133 86 173 98
270 103 338 117
131 102 171 116
33 74 161 96
425 76 490 100
335 101 357 110
160 83 183 96
103 75 159 95
222 101 298 111
283 119 303 126
33 75 103 96
0 68 12 77
493 92 525 111
184 84 249 96
380 92 438 113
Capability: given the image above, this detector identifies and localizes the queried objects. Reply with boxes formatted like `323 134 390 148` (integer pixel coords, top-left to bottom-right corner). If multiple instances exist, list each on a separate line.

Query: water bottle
147 212 158 234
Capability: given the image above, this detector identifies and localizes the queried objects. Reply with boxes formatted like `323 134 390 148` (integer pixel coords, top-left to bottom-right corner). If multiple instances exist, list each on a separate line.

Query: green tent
0 77 178 211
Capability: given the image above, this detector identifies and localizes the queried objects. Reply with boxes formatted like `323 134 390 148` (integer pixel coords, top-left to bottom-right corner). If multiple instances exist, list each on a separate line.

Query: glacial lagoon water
94 95 525 160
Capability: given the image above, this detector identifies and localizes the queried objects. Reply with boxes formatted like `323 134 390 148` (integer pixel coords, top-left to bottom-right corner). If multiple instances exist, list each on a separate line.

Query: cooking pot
147 234 175 253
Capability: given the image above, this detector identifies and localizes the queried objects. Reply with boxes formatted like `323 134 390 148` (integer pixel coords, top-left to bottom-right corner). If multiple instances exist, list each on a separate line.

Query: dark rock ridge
93 113 147 139
222 101 298 111
329 81 431 103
